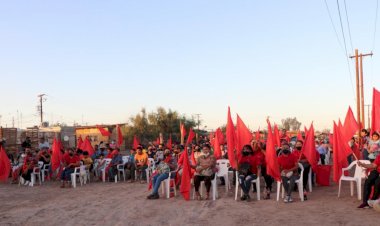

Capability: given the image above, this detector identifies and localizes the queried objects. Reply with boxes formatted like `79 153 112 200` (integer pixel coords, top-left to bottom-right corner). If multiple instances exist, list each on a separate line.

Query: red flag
274 124 281 147
332 122 353 182
372 88 380 134
343 106 358 141
191 149 196 165
96 125 111 137
180 123 187 137
329 133 334 145
51 138 62 172
82 137 95 156
0 146 11 182
180 149 191 200
297 131 303 141
236 114 253 161
255 128 261 141
166 135 173 150
304 126 309 136
133 135 139 150
117 125 123 147
226 107 237 169
215 128 225 145
265 120 281 182
77 136 83 149
301 123 317 170
186 128 195 145
213 132 222 160
156 137 160 145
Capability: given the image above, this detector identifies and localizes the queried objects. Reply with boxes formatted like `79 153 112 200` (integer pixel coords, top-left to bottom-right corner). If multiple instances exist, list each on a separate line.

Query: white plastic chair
30 162 44 186
276 163 305 202
161 171 177 199
338 160 370 200
193 174 218 201
41 163 51 182
216 159 231 193
102 158 112 182
116 156 130 182
71 167 80 188
235 171 261 201
307 168 313 192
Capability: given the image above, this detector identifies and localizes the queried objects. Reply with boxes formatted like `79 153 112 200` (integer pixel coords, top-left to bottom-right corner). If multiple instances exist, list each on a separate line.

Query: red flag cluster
265 120 281 182
0 146 11 182
51 138 63 172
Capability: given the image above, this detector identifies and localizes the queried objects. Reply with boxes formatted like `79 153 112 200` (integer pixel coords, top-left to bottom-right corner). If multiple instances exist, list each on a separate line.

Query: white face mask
202 152 210 157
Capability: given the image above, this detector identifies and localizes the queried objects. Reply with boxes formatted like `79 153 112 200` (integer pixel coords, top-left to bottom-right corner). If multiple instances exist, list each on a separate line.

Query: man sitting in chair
147 149 177 200
135 146 148 183
60 148 80 188
357 153 380 208
278 141 299 203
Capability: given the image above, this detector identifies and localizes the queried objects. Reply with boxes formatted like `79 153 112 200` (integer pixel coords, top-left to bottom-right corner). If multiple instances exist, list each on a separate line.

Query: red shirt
374 155 380 173
64 155 80 168
278 154 297 170
253 151 265 167
291 150 306 161
239 155 259 174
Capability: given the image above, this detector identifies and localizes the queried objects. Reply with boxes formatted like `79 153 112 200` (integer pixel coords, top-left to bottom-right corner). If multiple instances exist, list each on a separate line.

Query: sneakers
357 203 370 209
240 194 247 201
284 196 289 203
147 193 159 200
368 200 379 208
288 197 293 203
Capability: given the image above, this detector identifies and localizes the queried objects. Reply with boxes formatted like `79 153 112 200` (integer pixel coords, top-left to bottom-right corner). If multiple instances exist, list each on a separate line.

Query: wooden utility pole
350 49 373 148
37 94 46 126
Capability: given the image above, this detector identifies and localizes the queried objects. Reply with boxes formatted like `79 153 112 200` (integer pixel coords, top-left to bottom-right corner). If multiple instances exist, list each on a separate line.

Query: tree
281 117 302 131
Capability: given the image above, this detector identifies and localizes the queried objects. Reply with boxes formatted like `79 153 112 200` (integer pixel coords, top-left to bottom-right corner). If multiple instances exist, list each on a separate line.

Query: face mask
69 153 74 157
282 149 290 155
296 147 302 151
243 151 250 156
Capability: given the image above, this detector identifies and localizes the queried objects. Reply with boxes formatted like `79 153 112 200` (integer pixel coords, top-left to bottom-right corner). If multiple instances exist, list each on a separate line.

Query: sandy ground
0 178 379 226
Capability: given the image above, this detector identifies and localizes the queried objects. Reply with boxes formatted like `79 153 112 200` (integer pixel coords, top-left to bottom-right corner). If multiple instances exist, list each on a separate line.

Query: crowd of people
1 128 380 210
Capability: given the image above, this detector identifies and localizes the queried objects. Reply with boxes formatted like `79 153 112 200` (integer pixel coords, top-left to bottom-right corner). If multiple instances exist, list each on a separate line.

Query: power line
323 0 345 53
336 0 356 101
343 0 354 52
372 0 379 52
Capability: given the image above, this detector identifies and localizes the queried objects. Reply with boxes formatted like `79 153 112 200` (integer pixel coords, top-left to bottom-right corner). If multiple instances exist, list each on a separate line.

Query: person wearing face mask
147 149 177 200
192 144 216 200
237 145 261 202
278 141 299 203
20 149 37 186
291 140 312 200
60 148 80 188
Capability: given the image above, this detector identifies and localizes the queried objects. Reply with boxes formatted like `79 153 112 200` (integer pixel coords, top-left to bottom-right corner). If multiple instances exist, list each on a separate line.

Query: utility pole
365 104 371 129
350 49 373 149
37 94 46 126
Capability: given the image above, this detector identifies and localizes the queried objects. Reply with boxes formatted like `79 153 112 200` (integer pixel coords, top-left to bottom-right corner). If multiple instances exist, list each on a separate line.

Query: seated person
20 149 37 186
135 146 148 183
60 148 80 188
82 151 93 171
278 144 299 203
238 145 261 202
147 149 177 199
357 155 380 208
38 147 51 166
192 144 216 200
292 140 311 200
95 154 106 180
125 149 136 182
107 149 123 181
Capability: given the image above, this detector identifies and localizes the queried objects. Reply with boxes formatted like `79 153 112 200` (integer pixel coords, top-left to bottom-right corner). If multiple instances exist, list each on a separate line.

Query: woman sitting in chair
193 144 216 200
278 141 299 203
238 145 261 202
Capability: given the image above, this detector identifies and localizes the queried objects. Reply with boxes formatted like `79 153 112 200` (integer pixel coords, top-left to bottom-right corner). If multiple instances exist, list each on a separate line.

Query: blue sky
0 1 379 131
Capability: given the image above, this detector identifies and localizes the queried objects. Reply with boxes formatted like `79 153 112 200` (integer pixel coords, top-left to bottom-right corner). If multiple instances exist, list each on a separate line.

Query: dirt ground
0 179 379 226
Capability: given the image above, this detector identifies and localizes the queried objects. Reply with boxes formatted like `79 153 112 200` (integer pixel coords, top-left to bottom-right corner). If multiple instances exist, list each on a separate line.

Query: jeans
282 175 299 196
61 168 74 181
152 172 176 195
320 154 326 165
363 170 380 204
238 174 257 195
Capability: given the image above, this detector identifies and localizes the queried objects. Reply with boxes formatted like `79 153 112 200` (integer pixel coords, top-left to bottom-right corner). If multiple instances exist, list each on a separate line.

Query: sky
0 0 379 131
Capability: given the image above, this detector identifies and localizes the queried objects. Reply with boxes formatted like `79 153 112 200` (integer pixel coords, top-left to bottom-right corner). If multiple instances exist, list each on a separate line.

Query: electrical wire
343 0 354 53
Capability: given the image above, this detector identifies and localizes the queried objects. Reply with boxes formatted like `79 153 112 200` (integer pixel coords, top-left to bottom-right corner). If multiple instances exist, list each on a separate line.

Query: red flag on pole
297 131 303 141
0 146 11 182
96 125 111 137
265 120 281 182
180 149 191 200
226 107 237 169
186 128 195 145
343 106 359 141
117 125 123 147
156 137 160 145
213 132 222 160
180 123 187 137
133 135 140 150
236 114 253 161
301 123 318 170
332 122 353 182
82 137 95 156
371 88 380 134
51 138 63 172
77 136 83 150
255 128 261 142
166 135 173 150
215 128 225 145
274 124 281 147
304 126 309 136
